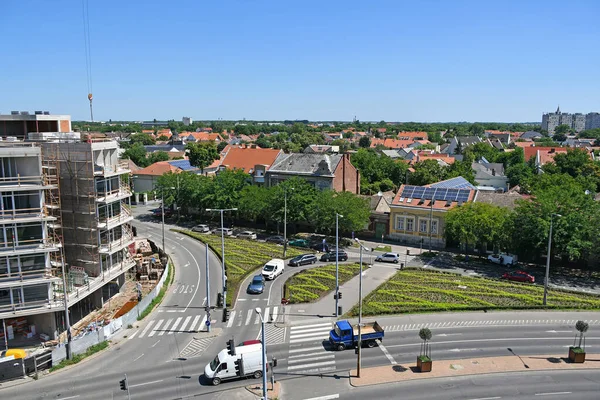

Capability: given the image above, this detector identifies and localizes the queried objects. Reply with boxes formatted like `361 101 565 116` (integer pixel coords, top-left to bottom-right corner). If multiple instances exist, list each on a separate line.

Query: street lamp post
543 213 562 306
354 238 370 378
335 213 343 317
206 208 238 307
255 307 268 400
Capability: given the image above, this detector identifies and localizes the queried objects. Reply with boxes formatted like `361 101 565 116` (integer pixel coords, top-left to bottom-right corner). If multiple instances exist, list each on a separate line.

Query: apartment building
542 107 594 134
0 111 71 140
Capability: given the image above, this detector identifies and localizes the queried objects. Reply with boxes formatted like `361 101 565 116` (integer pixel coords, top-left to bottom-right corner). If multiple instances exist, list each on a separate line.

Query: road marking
264 307 270 322
290 322 332 330
128 379 164 388
535 392 571 396
57 396 80 400
226 311 236 328
289 345 324 354
302 395 339 400
255 313 261 325
288 354 335 364
288 351 331 359
245 309 253 325
290 331 331 339
164 235 202 313
238 298 248 301
287 360 335 371
179 316 192 332
151 340 160 348
386 337 600 348
202 297 207 306
158 318 173 336
437 333 463 337
167 310 178 313
147 320 163 338
168 317 183 334
290 336 330 344
127 330 139 340
272 306 278 322
189 315 201 332
133 353 144 362
198 315 207 331
290 326 333 334
378 342 397 365
546 330 572 333
468 397 501 400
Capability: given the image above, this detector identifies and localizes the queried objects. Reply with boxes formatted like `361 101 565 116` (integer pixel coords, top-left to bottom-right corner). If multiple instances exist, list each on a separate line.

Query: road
281 369 600 400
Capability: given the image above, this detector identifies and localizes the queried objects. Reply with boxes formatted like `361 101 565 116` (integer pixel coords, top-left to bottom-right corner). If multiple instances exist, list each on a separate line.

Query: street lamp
543 213 562 306
255 307 268 400
206 208 238 307
354 238 371 378
283 187 294 259
335 213 343 317
160 186 176 253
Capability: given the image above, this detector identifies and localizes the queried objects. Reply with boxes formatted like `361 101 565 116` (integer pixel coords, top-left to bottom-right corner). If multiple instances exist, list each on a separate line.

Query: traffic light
222 308 230 322
272 357 278 368
226 339 236 356
234 358 244 376
119 378 128 391
406 249 410 255
338 292 342 300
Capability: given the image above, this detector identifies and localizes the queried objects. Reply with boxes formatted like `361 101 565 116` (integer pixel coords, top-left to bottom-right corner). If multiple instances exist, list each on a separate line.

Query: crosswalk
285 322 336 374
289 322 332 344
226 306 281 328
138 314 208 338
179 336 216 358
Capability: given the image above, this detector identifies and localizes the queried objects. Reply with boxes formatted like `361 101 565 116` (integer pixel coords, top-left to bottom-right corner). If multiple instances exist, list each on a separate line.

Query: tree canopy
186 141 220 173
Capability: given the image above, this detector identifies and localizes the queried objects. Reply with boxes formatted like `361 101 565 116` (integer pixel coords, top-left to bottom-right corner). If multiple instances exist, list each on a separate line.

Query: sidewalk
350 353 600 387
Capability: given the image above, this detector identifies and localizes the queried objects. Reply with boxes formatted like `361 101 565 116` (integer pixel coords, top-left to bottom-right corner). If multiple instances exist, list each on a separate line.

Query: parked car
237 231 257 240
288 238 310 248
375 252 400 263
262 259 285 280
502 270 535 283
320 250 348 262
192 224 210 233
288 254 318 266
311 242 330 252
152 208 172 218
488 253 517 266
238 339 261 346
213 228 234 236
265 236 286 245
246 275 265 294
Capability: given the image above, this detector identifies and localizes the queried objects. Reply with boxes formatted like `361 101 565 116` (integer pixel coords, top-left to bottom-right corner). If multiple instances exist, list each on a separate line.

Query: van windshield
209 355 220 371
334 324 342 337
263 265 275 272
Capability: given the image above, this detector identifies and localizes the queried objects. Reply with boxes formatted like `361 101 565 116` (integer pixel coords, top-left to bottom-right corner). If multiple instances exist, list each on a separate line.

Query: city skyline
1 0 599 122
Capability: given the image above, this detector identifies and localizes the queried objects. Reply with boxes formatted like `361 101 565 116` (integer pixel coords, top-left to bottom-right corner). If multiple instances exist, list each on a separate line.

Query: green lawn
350 268 600 316
174 230 307 305
284 263 364 304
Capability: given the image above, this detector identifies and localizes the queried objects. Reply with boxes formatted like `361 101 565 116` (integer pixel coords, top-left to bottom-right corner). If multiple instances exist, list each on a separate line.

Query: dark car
502 271 535 283
311 242 330 252
288 238 310 248
320 250 348 262
265 236 287 245
288 254 318 266
246 275 265 294
152 208 172 218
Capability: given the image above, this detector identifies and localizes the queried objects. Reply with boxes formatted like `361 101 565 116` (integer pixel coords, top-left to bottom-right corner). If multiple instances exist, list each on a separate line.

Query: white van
488 253 517 266
204 343 263 386
262 258 285 280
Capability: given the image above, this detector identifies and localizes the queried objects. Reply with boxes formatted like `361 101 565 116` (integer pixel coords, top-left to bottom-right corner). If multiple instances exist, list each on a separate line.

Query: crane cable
82 0 94 121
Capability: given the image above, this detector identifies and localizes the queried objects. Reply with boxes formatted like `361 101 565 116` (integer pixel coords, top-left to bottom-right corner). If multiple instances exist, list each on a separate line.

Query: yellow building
389 179 476 248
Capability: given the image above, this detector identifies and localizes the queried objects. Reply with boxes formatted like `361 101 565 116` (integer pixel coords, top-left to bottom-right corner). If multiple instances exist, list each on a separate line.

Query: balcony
97 206 133 230
0 237 60 256
94 159 131 177
99 231 134 254
96 186 132 203
0 175 46 190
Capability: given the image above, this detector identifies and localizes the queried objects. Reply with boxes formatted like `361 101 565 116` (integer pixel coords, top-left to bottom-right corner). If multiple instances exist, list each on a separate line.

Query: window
220 363 228 371
406 218 414 232
431 220 438 235
395 216 404 230
419 220 428 233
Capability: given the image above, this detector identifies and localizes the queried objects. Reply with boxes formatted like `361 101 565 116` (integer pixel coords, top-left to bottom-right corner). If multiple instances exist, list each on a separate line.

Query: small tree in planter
569 320 589 363
417 328 432 372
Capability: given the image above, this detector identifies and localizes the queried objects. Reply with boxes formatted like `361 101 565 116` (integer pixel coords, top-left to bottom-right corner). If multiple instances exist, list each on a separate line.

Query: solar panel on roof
401 186 416 198
413 188 425 198
423 187 436 200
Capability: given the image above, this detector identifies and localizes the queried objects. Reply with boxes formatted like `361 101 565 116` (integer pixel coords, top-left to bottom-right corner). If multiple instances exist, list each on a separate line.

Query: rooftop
220 146 282 173
268 153 344 176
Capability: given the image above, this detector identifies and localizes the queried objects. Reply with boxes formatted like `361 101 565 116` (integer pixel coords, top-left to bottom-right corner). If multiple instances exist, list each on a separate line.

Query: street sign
352 231 355 240
205 320 211 327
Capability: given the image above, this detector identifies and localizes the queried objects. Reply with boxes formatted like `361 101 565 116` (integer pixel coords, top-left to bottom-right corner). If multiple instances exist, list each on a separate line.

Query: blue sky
1 0 599 122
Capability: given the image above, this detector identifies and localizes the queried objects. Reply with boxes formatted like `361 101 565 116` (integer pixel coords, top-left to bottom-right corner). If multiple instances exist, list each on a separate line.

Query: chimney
492 168 496 176
550 148 555 154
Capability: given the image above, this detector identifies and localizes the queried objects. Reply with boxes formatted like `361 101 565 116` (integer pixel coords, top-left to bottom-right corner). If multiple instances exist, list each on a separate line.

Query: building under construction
0 132 136 345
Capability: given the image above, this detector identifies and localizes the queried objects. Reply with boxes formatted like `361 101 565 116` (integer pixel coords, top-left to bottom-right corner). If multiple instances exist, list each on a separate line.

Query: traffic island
245 380 281 399
349 354 600 387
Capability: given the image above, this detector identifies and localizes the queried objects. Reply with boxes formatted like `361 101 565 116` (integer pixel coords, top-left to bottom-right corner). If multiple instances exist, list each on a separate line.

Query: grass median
174 230 308 306
351 268 600 316
284 263 364 304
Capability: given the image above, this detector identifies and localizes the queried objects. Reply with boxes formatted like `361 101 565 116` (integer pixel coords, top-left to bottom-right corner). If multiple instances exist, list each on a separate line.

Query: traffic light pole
124 374 131 399
205 242 211 332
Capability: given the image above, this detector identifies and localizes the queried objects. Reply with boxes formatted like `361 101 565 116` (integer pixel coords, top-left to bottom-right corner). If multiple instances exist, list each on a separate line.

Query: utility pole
206 208 237 307
354 239 370 378
60 260 72 359
335 213 343 317
543 213 561 306
205 242 211 332
283 187 293 259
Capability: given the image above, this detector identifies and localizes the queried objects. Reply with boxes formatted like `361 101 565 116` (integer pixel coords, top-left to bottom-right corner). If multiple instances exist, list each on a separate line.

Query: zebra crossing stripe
198 315 207 331
148 319 163 338
272 306 278 322
139 320 156 338
179 316 192 333
189 316 201 332
158 319 173 336
245 310 253 325
168 317 183 335
226 310 236 328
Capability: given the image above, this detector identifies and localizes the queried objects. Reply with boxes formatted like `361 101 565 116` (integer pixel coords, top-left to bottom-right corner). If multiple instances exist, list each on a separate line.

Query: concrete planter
569 347 586 363
417 356 432 372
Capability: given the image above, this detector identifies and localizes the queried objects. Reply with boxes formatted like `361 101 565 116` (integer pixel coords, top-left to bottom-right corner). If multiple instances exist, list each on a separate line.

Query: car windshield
292 256 302 261
334 324 341 337
263 265 275 271
209 354 220 371
252 277 263 285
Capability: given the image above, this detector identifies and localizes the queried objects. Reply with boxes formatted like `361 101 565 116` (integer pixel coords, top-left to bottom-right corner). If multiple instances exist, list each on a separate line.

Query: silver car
237 231 257 240
213 227 234 236
375 252 400 263
192 224 210 233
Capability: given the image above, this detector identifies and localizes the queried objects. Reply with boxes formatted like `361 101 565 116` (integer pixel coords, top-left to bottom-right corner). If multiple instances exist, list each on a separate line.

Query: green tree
311 190 371 234
505 162 534 190
122 143 149 167
268 178 317 226
187 141 220 173
204 169 250 210
129 133 156 145
546 148 600 192
410 159 447 186
157 134 169 141
446 160 476 184
554 124 571 136
463 142 500 164
217 141 228 152
238 185 272 223
469 123 485 136
358 136 371 148
147 151 169 164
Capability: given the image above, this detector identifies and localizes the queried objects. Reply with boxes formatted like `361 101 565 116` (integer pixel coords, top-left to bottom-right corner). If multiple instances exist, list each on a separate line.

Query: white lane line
238 298 248 301
245 309 253 325
386 337 600 348
287 360 335 371
535 392 571 396
57 396 80 400
189 315 201 332
151 340 160 348
127 330 139 340
202 297 207 306
289 345 324 354
179 316 192 332
198 315 207 331
264 307 270 323
226 310 236 328
288 354 335 364
147 320 163 338
133 353 144 362
272 306 278 322
128 379 164 388
168 317 183 334
290 322 332 330
378 342 397 365
254 313 260 325
158 319 173 336
167 235 201 313
302 395 339 400
468 397 501 400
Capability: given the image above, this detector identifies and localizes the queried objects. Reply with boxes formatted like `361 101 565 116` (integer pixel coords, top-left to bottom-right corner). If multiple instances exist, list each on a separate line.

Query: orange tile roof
415 152 456 165
370 138 416 149
391 184 475 210
220 146 282 173
397 131 428 140
135 161 181 176
157 129 172 138
523 146 566 161
514 141 535 148
182 132 220 141
376 128 387 133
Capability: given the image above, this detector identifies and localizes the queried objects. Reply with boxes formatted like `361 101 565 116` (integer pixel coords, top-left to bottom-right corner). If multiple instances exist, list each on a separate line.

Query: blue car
247 275 265 294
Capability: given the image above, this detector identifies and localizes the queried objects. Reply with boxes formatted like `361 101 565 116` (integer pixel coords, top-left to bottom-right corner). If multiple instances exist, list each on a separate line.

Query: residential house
180 132 221 143
144 144 186 159
376 128 387 134
474 190 527 210
381 149 403 159
132 161 182 195
266 153 360 194
489 133 511 145
397 131 427 141
523 146 568 172
389 177 476 247
472 159 508 191
370 138 421 149
520 131 543 141
442 136 483 154
304 145 339 154
365 191 395 239
219 145 282 184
